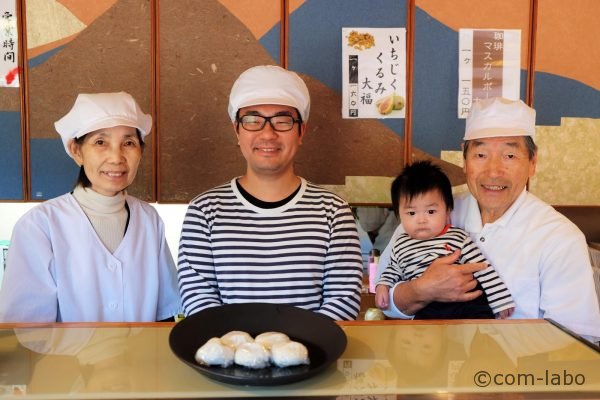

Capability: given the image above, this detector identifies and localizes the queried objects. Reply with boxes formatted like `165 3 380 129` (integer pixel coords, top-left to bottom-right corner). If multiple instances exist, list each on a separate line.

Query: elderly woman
0 92 180 322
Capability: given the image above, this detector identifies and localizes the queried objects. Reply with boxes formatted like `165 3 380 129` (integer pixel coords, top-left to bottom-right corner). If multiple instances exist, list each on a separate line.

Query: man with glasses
177 65 363 320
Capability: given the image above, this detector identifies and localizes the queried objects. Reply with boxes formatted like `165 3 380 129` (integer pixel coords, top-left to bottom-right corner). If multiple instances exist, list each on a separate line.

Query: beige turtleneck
72 185 128 253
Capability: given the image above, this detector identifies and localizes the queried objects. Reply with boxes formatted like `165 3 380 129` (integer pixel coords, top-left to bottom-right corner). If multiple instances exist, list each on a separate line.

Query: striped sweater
177 178 363 320
378 226 515 314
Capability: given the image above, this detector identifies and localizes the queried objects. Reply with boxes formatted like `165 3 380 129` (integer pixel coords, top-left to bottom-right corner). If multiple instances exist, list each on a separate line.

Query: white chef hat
464 97 536 141
228 65 310 122
55 92 152 158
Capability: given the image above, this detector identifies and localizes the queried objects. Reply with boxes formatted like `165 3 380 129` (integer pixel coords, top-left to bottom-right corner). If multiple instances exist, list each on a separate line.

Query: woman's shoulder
12 193 77 233
24 193 76 216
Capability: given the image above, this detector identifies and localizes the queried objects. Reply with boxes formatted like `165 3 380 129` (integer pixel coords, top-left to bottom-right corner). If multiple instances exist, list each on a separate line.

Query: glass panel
1 322 598 397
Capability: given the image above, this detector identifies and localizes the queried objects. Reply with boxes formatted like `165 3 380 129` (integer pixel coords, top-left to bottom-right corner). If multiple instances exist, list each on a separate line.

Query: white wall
0 203 36 241
0 202 188 263
151 204 189 261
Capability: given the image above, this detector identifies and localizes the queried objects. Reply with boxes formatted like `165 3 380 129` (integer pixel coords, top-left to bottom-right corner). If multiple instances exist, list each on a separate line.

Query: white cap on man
464 97 536 140
55 92 152 158
228 65 310 123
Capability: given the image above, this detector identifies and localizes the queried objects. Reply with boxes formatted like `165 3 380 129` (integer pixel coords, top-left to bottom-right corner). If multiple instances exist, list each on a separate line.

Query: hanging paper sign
0 0 18 87
458 29 520 118
342 27 406 119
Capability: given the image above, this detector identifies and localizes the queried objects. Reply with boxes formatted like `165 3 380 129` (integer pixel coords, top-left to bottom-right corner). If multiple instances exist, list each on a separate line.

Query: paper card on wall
0 0 19 88
458 29 521 118
342 27 406 119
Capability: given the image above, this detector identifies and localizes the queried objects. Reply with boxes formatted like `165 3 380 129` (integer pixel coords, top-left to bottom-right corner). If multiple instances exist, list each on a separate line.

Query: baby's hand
375 285 389 309
496 307 515 319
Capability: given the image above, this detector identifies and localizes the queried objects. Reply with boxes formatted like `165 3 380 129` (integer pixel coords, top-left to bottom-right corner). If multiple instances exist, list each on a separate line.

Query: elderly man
177 65 363 320
380 97 600 342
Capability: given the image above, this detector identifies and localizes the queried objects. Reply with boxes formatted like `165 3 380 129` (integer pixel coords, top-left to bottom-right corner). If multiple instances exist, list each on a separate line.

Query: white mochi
220 330 253 348
234 342 271 369
271 341 309 367
195 337 235 367
255 331 290 349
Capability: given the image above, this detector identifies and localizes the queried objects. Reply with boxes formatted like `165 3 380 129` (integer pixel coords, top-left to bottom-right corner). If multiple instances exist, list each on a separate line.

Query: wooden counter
0 319 599 399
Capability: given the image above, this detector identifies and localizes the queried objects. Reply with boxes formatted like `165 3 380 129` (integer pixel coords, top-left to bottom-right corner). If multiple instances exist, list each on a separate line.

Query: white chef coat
381 190 600 341
0 193 181 322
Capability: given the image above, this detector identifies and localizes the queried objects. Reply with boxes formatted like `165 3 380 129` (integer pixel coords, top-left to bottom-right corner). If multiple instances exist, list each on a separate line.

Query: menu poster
458 29 520 118
0 0 18 88
342 27 406 119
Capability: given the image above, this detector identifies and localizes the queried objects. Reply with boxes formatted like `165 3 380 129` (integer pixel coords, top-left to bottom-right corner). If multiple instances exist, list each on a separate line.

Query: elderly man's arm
390 254 486 312
377 226 486 318
538 227 600 342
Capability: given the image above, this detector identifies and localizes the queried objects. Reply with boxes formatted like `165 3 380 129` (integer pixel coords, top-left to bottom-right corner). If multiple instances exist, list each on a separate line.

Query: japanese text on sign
342 27 406 119
458 29 520 118
0 0 18 87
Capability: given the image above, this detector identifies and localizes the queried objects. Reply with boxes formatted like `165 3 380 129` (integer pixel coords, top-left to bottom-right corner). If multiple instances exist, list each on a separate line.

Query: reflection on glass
385 323 598 389
13 327 142 394
387 325 458 386
338 323 599 392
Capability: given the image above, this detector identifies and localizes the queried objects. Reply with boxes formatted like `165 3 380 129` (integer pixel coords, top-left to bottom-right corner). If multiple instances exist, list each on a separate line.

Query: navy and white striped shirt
378 226 515 314
177 178 363 320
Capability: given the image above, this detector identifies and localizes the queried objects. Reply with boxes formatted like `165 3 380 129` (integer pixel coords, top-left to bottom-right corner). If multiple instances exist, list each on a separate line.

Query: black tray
169 303 347 386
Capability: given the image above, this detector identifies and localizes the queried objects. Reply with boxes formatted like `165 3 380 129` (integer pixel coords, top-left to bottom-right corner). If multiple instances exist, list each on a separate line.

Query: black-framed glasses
237 114 301 132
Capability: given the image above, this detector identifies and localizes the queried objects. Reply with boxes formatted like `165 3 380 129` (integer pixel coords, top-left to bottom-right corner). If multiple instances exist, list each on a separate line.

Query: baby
375 161 515 319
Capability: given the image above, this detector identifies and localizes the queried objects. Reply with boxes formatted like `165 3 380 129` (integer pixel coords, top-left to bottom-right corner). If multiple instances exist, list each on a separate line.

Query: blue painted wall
259 24 280 65
534 72 600 126
0 111 23 200
30 138 78 200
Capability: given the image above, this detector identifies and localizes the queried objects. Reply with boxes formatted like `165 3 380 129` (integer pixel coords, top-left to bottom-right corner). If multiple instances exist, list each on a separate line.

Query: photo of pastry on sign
346 30 375 50
375 92 405 115
342 27 407 119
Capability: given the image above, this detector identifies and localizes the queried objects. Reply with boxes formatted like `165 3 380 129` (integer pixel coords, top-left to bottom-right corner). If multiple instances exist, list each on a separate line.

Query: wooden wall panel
4 0 599 205
158 0 281 202
287 0 408 187
413 0 531 162
533 0 600 124
26 0 153 200
0 87 23 200
529 0 600 205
